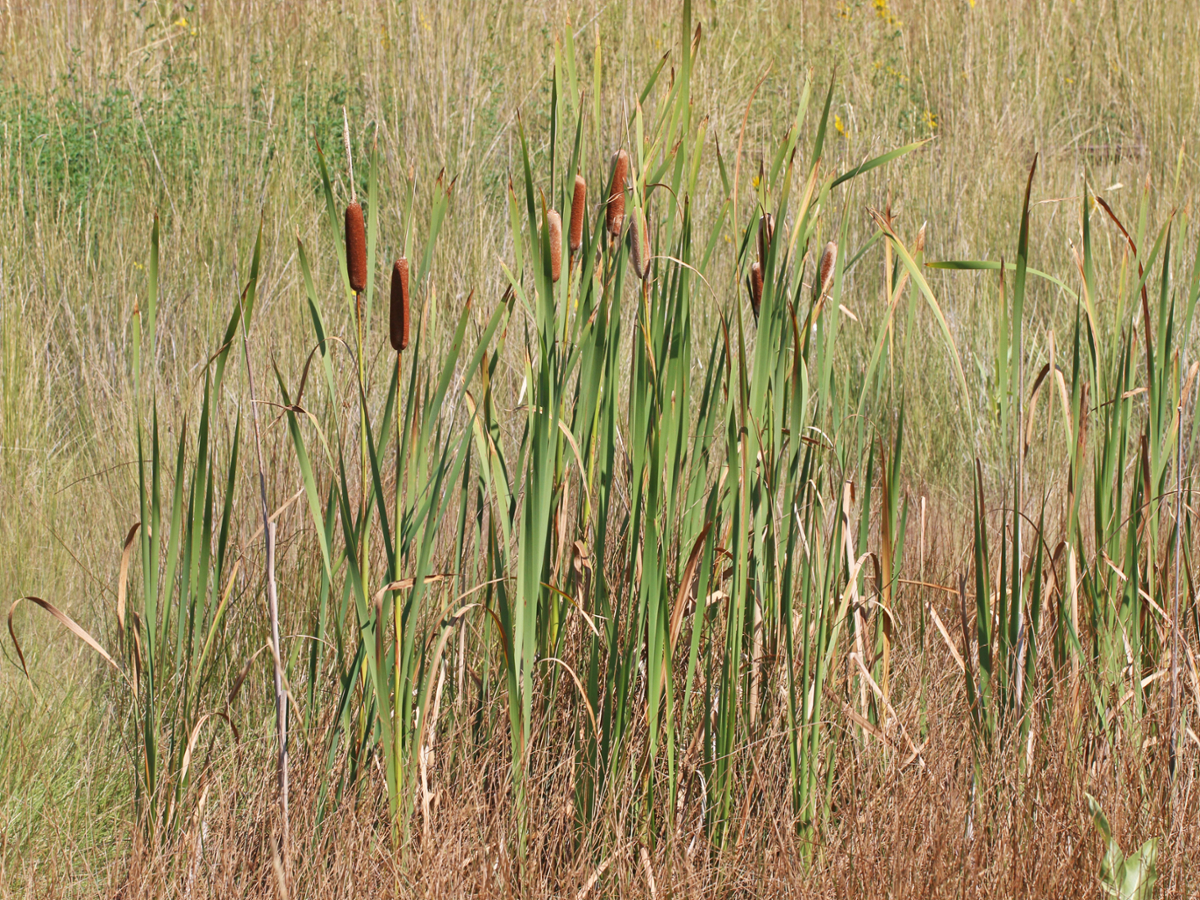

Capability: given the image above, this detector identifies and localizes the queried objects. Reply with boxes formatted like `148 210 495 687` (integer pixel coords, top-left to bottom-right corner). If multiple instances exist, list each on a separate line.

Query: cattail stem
356 289 369 587
392 342 410 848
343 106 355 202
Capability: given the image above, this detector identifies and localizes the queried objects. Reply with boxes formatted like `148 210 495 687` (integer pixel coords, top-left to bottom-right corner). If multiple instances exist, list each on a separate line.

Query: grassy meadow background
2 0 1200 896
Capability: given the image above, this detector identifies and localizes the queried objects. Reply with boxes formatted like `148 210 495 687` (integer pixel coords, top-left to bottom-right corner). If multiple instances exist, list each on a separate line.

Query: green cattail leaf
419 294 475 454
275 367 335 587
403 166 417 266
131 299 142 390
715 137 731 199
315 140 353 297
417 171 453 288
592 23 602 153
147 214 159 366
810 76 835 171
563 24 579 111
929 260 1078 299
507 179 525 285
296 237 338 405
638 51 670 111
874 212 972 421
634 101 645 205
215 417 240 588
1011 156 1037 424
549 64 559 199
831 139 929 188
686 114 708 201
780 72 812 180
359 380 396 579
155 423 188 667
213 221 262 397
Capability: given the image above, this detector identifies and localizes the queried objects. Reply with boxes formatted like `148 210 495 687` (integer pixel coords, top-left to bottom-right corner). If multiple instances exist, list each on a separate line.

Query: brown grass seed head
390 258 410 352
345 201 367 293
570 173 587 254
607 150 629 236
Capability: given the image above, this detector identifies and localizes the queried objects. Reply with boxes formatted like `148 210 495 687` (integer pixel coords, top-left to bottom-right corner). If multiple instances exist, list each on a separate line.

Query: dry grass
12 575 1199 898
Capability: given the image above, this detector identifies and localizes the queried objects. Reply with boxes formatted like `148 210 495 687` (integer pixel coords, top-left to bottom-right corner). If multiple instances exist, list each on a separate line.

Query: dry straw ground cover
2 1 1200 897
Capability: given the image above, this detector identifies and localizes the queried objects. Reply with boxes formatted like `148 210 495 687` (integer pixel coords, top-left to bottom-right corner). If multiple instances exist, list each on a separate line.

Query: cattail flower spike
390 258 410 353
547 210 563 283
569 173 586 259
607 150 629 239
629 207 650 282
346 202 367 294
812 240 838 315
750 261 763 319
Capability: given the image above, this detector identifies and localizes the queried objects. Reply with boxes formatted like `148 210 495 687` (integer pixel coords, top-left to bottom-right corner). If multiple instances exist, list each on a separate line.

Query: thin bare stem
236 278 288 881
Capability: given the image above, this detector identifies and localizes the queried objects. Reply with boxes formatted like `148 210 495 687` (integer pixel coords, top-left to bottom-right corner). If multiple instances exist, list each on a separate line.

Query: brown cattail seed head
607 150 629 236
389 258 410 352
750 261 763 318
758 213 775 269
629 207 650 280
547 210 563 283
345 202 367 293
569 174 587 254
815 241 837 302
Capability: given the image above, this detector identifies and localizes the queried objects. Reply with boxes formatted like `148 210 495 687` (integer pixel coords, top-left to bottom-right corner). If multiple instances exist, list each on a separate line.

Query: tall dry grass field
2 1 1200 897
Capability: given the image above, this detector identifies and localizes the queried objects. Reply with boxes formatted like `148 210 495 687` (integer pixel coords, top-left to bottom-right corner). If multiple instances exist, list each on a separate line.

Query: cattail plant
570 173 586 257
390 258 410 352
547 210 563 283
346 201 367 293
629 207 649 281
607 150 629 237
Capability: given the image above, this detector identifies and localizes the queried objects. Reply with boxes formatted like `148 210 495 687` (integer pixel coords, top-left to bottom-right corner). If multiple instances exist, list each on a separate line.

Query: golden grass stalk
390 258 410 352
345 201 367 293
570 174 586 255
547 210 563 282
607 150 629 237
629 207 649 281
